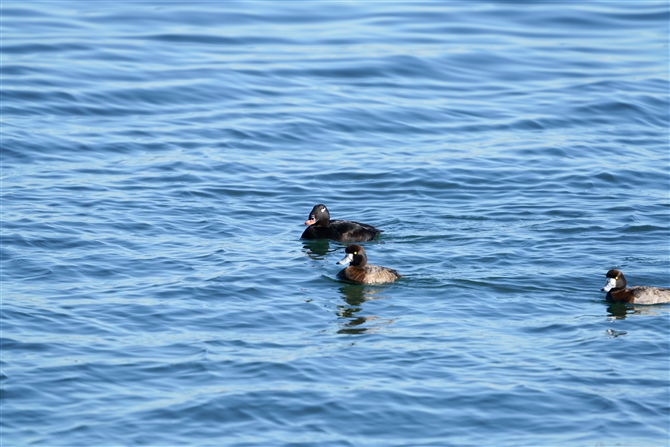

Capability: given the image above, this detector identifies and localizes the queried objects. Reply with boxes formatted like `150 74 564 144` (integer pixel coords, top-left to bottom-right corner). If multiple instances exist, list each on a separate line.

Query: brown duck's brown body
602 269 670 305
606 285 670 305
337 264 401 285
336 244 400 285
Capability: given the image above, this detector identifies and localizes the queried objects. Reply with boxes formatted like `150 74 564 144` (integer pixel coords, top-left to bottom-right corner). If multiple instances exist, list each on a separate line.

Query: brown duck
601 269 670 305
336 244 401 285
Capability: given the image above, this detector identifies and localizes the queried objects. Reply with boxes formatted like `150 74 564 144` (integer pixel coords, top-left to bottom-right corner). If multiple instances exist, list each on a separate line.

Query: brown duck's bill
304 219 316 225
337 253 354 265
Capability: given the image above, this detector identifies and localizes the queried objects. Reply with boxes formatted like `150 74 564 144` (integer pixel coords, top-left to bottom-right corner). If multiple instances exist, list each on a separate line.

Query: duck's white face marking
602 277 617 292
321 207 326 213
337 253 354 265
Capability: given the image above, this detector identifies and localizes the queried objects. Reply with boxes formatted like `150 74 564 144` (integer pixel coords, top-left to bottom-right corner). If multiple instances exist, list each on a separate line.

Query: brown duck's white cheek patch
602 277 617 292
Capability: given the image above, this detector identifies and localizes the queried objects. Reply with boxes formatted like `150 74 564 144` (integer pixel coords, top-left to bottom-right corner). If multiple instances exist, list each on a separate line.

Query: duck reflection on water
302 239 331 259
335 283 394 334
604 301 668 338
606 302 667 321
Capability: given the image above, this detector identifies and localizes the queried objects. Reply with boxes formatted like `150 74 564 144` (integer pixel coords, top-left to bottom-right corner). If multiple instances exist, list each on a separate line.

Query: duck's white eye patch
321 207 326 212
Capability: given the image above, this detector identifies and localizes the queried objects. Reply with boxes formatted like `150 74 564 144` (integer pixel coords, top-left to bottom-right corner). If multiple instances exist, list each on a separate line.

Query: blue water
2 2 669 446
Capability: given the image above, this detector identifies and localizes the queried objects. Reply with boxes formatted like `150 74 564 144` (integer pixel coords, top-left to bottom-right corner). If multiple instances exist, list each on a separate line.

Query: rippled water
3 2 669 446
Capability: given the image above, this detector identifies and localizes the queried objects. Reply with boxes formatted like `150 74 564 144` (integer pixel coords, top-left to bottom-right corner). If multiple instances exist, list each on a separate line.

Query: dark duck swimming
336 244 401 285
601 269 670 305
301 204 382 242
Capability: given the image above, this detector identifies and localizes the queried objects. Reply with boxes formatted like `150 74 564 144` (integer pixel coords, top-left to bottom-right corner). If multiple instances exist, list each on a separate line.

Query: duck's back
302 219 382 242
330 220 382 242
337 265 401 285
629 286 670 305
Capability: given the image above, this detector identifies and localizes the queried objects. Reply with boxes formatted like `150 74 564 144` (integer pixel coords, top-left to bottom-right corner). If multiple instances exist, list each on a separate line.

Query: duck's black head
304 204 330 227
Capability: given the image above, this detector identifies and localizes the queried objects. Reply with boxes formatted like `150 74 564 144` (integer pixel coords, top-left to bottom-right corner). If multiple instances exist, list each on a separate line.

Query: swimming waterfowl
601 269 670 305
336 244 400 285
301 204 382 242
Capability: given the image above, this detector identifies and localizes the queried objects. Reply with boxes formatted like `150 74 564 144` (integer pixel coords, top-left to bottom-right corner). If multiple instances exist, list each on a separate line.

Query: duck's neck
350 255 367 268
315 217 330 228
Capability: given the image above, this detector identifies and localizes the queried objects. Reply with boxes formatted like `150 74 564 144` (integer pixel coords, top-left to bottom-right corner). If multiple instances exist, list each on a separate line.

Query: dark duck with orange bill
301 204 382 242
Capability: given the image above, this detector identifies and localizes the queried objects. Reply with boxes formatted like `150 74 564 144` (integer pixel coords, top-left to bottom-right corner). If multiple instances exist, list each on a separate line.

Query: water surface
2 2 669 446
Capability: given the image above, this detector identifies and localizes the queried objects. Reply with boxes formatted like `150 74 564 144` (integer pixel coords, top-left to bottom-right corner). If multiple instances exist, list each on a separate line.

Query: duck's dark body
302 219 382 242
301 204 382 242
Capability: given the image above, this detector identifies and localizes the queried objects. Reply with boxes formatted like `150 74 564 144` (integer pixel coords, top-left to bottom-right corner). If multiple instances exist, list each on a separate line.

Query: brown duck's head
337 244 368 267
602 269 626 292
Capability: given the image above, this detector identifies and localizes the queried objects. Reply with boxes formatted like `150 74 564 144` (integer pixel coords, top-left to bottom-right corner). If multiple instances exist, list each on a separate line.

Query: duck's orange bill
304 219 316 226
